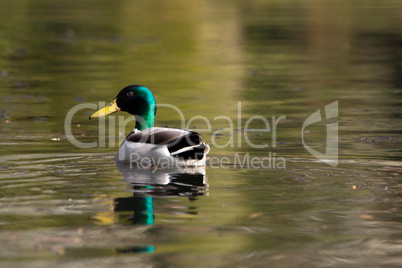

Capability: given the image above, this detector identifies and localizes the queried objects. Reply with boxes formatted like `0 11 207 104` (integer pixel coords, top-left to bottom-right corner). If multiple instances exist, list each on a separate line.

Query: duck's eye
127 91 134 97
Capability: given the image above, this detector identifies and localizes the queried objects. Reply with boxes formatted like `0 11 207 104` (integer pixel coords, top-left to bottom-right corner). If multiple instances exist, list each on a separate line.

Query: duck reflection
114 163 207 254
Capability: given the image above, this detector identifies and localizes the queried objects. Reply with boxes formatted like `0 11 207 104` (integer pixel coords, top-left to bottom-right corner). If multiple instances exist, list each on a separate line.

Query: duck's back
116 127 209 167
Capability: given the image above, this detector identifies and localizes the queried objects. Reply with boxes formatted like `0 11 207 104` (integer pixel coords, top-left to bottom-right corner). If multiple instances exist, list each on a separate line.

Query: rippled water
0 0 401 267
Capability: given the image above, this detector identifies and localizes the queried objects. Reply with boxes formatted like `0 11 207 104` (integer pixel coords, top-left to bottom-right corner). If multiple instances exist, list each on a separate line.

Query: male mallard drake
90 85 209 167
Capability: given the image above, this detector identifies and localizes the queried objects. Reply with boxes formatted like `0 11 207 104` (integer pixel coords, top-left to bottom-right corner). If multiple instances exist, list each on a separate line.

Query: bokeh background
0 0 401 267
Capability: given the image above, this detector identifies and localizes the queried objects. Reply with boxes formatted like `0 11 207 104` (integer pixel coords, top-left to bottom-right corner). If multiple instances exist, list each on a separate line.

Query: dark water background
0 0 401 267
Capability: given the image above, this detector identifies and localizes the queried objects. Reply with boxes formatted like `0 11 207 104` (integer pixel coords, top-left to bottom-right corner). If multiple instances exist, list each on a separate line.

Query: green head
90 85 157 130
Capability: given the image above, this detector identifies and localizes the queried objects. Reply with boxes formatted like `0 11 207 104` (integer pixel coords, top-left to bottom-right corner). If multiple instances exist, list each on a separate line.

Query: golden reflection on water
0 0 401 266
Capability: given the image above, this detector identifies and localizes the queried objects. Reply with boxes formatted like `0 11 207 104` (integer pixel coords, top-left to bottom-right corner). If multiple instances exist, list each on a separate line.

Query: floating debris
0 165 8 171
358 214 373 219
249 212 265 219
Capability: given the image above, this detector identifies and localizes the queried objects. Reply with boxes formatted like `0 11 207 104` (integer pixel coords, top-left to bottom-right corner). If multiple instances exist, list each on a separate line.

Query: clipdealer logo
64 101 339 168
302 101 339 167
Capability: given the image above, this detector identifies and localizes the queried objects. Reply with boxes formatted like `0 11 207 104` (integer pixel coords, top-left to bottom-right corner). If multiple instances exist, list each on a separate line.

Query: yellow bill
89 99 120 119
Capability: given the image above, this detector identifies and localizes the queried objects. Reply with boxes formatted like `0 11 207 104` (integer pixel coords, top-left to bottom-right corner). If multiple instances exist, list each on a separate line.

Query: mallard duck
89 85 209 167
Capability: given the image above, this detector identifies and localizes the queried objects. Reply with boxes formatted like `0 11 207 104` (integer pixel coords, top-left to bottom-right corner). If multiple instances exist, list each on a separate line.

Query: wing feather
125 127 208 160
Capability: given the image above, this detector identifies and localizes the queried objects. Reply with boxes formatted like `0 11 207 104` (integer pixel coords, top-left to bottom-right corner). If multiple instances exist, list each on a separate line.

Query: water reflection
0 0 401 265
114 163 207 254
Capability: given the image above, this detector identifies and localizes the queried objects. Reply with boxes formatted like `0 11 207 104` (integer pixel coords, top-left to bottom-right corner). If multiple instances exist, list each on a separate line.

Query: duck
89 85 209 167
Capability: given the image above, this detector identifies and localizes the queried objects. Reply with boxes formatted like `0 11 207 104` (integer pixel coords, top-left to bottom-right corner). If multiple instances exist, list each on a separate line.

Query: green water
0 0 401 267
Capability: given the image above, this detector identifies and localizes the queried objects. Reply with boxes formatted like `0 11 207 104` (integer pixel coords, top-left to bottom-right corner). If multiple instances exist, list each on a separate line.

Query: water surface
0 0 401 267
